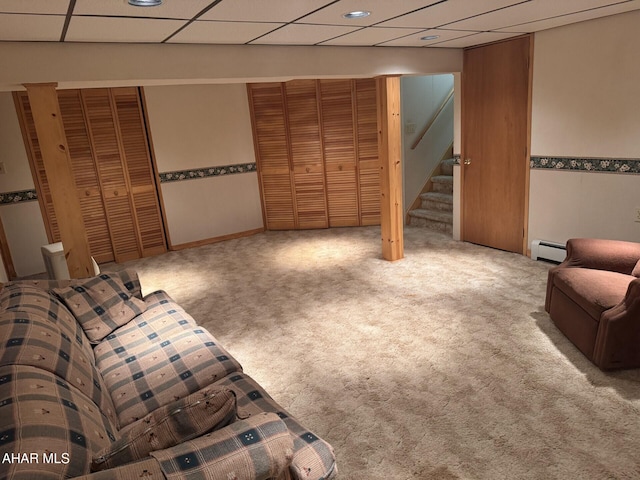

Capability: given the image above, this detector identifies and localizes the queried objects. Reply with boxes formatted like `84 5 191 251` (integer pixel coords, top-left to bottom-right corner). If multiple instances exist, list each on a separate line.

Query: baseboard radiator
531 240 567 264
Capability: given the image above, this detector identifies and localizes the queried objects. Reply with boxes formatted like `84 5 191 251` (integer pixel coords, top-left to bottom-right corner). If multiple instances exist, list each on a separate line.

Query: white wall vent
531 240 566 264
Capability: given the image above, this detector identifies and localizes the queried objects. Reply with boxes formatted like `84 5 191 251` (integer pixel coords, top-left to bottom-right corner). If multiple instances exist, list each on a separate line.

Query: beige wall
0 92 49 277
528 10 640 247
143 84 263 247
401 74 454 214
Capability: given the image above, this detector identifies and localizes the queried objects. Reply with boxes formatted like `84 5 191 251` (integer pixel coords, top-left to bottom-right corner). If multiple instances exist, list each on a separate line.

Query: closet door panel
319 80 359 227
249 84 296 230
81 89 141 263
355 79 381 226
112 87 167 256
58 90 114 263
285 80 327 229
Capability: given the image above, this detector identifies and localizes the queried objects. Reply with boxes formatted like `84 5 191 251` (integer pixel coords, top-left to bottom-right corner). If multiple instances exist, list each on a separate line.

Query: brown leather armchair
545 238 640 370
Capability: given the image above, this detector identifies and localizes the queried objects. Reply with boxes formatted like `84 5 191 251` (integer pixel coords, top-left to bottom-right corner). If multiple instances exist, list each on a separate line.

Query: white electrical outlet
635 207 640 223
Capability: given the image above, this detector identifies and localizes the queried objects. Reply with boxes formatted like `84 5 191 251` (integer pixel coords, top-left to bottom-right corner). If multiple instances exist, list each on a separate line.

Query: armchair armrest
593 277 640 369
560 238 640 275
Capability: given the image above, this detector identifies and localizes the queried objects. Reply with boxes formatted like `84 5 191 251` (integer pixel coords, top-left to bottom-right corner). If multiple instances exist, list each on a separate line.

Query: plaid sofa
0 270 336 480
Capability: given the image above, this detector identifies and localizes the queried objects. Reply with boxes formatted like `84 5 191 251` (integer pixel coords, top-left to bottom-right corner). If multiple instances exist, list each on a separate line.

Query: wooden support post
24 83 94 279
376 76 404 261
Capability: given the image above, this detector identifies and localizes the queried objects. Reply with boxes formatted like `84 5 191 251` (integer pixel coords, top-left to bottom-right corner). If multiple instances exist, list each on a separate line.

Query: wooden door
248 83 296 230
355 78 381 226
285 80 328 229
319 79 359 227
15 87 167 264
462 35 532 253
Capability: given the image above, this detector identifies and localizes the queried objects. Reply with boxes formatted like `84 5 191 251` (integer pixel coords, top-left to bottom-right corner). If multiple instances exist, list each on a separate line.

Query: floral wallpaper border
530 156 640 174
0 189 38 205
159 162 257 183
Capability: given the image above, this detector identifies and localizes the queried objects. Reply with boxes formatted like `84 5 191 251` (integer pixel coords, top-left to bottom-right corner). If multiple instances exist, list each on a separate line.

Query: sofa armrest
593 277 640 369
77 413 293 480
151 412 293 480
560 238 640 274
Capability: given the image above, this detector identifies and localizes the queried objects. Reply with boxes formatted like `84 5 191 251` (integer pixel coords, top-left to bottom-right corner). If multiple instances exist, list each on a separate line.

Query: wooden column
376 76 404 261
24 83 94 278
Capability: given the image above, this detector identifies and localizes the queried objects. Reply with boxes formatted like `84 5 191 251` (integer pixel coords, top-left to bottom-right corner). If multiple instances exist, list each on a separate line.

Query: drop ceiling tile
251 23 361 45
73 0 214 19
379 0 523 28
65 16 186 42
428 31 523 48
0 0 70 14
200 0 328 23
168 20 282 44
0 13 65 41
445 0 632 31
301 0 442 27
320 26 424 45
379 28 476 47
497 1 640 32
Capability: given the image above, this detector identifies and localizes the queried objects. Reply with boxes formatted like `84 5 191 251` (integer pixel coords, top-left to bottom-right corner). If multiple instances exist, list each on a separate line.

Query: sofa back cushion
0 283 95 363
0 365 116 479
0 309 119 429
52 273 147 343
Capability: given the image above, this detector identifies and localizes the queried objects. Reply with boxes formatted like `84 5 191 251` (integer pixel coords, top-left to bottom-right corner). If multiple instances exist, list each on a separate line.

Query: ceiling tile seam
492 0 640 32
60 0 76 42
244 0 342 45
435 0 530 29
72 14 194 21
371 28 432 47
375 29 474 47
368 0 448 28
314 26 368 45
161 0 224 43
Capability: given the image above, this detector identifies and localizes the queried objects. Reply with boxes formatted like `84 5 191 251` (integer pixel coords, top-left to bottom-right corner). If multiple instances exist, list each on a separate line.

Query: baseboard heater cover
531 239 566 263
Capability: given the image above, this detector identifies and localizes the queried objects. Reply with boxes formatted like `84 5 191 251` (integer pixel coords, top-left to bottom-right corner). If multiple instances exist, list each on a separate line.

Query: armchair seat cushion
552 268 633 320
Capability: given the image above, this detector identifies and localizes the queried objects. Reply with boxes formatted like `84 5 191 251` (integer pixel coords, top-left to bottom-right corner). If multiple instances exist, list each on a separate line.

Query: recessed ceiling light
420 35 440 41
128 0 163 6
343 10 371 19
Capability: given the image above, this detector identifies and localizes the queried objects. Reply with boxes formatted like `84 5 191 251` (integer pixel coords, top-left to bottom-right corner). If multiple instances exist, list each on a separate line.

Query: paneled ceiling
1 0 639 49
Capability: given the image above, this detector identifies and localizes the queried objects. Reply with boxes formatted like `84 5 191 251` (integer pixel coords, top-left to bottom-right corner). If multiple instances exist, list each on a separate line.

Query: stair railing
410 88 454 150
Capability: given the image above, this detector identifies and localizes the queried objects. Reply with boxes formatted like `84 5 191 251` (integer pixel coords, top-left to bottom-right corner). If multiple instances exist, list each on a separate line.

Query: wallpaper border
0 189 38 205
159 162 257 183
530 156 640 174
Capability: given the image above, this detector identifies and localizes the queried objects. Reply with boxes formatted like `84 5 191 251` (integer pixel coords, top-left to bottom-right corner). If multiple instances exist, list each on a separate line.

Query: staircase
407 158 455 234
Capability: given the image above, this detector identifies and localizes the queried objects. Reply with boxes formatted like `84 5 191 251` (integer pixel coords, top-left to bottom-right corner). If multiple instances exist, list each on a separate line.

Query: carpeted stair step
431 175 453 194
420 192 453 212
441 158 457 176
407 208 453 234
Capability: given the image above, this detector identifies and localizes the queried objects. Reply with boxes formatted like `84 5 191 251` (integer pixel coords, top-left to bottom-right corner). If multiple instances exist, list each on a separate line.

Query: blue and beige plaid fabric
1 271 336 480
92 384 236 470
93 293 242 427
215 373 337 480
53 274 147 343
0 365 115 479
151 412 293 480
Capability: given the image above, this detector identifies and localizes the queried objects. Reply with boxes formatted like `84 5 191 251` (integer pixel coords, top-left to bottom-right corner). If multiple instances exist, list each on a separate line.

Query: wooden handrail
410 88 454 150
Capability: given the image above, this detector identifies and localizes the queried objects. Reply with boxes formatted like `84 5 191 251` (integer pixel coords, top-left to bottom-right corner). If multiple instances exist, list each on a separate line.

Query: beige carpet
120 226 640 479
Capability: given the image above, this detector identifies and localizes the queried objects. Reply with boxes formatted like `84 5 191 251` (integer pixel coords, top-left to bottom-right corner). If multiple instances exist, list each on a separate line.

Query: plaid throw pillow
92 386 237 471
53 274 147 342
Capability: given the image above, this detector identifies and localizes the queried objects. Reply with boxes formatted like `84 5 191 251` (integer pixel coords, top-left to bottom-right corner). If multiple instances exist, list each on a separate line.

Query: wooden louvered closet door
15 87 166 264
248 83 296 230
249 78 380 230
354 79 381 226
285 80 328 229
